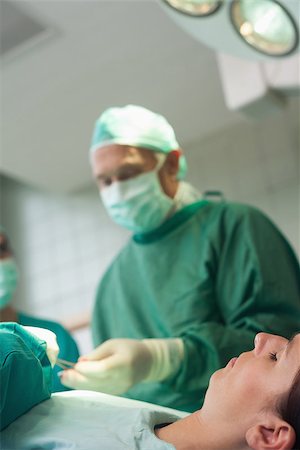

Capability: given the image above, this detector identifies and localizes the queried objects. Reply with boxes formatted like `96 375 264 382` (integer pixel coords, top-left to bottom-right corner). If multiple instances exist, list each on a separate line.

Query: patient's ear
246 418 296 450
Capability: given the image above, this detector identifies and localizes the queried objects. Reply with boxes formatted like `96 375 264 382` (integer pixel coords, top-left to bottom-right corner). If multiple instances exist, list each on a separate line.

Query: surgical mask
0 258 18 309
100 157 175 233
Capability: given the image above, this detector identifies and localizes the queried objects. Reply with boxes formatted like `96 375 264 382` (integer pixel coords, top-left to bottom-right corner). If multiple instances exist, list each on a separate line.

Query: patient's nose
254 333 268 355
254 332 287 356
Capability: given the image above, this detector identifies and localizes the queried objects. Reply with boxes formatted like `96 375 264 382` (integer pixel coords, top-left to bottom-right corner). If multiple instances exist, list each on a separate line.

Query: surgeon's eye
118 166 142 181
269 352 277 361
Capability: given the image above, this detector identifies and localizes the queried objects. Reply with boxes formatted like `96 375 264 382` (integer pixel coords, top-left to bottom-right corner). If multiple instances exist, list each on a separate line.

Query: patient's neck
155 410 243 450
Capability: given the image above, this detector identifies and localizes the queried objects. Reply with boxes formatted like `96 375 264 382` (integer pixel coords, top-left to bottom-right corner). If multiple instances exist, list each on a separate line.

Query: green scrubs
18 313 80 392
92 201 300 412
0 322 52 431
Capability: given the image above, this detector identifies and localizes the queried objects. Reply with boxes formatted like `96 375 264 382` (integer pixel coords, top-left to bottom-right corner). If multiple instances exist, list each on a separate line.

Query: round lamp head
230 0 298 56
163 0 222 17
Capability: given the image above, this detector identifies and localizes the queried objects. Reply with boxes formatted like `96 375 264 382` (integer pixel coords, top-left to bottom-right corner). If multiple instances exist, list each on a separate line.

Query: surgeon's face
203 332 300 423
91 145 158 191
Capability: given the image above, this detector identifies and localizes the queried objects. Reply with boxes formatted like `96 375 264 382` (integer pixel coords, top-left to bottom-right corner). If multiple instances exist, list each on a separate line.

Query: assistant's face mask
100 156 175 233
0 258 19 309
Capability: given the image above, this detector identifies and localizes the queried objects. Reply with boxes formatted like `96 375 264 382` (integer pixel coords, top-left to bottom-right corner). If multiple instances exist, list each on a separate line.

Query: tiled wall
1 99 299 353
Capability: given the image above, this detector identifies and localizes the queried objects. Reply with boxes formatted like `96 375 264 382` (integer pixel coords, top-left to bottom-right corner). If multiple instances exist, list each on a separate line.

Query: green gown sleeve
0 322 52 430
18 314 80 392
172 205 300 402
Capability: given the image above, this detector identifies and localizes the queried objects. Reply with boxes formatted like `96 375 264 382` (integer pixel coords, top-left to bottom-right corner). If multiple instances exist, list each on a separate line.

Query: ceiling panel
1 0 243 192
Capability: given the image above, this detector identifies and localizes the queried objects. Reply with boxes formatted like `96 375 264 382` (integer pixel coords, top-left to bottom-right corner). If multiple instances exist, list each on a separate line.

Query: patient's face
204 332 300 422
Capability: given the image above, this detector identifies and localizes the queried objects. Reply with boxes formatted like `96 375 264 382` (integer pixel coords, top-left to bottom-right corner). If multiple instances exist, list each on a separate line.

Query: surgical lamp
230 0 298 57
161 0 300 117
162 0 299 59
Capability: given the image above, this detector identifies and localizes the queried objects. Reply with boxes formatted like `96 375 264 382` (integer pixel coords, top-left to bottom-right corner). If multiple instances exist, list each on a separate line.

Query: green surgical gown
92 201 300 412
0 322 52 431
18 313 80 392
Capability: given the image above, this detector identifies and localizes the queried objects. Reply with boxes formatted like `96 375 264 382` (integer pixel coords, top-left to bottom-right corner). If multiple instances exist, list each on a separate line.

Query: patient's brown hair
278 367 300 450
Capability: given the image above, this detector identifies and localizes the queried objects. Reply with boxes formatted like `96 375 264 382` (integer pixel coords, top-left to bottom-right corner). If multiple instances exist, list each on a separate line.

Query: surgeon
61 104 300 412
0 228 80 392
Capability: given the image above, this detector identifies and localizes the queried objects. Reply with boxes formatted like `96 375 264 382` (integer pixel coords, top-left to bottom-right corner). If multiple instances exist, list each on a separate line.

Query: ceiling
0 0 287 193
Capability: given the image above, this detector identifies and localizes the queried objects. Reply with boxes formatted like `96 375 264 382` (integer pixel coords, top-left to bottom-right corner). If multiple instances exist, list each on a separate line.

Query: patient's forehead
287 333 300 367
293 333 300 355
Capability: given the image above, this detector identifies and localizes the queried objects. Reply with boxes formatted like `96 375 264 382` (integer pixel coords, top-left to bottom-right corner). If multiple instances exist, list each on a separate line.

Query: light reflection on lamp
163 0 222 17
240 22 253 37
230 0 298 56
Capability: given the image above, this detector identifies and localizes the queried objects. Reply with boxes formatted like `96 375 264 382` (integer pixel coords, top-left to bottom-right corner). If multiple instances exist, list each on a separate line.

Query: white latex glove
23 326 59 367
60 337 184 395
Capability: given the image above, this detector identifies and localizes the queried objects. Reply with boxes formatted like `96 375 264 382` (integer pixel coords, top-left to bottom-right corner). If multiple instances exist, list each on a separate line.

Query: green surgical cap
90 105 187 179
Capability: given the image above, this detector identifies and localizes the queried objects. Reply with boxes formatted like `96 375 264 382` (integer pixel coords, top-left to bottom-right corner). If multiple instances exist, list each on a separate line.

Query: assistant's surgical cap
90 105 187 179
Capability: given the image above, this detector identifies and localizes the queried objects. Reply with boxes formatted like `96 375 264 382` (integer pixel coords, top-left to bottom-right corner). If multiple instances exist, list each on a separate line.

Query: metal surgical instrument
55 358 77 370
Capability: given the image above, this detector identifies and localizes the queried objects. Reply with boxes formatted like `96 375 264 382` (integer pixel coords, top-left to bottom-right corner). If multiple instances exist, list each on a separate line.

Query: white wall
0 98 299 353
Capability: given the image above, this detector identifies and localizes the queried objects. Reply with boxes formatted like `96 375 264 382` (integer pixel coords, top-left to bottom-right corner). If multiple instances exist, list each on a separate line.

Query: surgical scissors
55 358 77 370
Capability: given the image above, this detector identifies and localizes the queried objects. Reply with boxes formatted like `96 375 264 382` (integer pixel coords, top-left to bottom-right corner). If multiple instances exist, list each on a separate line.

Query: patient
156 331 300 450
1 327 300 450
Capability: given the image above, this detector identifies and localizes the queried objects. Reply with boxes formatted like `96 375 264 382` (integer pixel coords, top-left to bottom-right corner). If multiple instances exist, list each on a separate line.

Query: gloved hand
23 326 59 367
60 337 184 395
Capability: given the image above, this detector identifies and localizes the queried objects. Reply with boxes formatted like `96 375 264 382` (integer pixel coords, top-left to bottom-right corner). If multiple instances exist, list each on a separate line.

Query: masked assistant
90 104 187 180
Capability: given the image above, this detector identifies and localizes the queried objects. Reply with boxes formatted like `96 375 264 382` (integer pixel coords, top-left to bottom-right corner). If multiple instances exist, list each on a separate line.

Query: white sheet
1 391 189 450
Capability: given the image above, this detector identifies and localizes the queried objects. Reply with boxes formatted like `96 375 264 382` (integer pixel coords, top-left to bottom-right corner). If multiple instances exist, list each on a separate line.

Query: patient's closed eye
269 352 277 361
